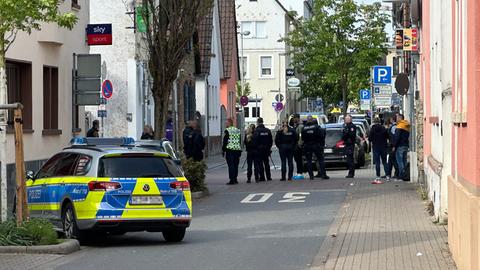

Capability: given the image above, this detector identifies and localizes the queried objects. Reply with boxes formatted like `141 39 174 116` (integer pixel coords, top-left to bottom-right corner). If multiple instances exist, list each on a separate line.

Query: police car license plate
131 196 164 205
324 148 333 154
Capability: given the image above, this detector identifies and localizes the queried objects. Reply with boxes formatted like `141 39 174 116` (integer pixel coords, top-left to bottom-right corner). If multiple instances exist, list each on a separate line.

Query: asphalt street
44 150 366 270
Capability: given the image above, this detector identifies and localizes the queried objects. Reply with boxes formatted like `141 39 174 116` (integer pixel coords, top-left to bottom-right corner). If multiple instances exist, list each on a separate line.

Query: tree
236 81 251 103
141 0 213 139
0 0 77 223
285 0 388 114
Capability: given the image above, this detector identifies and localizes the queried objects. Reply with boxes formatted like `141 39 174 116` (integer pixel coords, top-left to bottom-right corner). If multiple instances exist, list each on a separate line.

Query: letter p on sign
373 66 392 84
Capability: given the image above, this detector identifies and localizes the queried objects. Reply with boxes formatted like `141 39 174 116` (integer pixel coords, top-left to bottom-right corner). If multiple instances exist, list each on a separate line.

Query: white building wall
89 0 137 138
237 0 290 130
424 0 452 221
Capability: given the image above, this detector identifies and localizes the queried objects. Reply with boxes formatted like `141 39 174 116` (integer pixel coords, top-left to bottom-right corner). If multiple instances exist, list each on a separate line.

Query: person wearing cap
222 118 242 185
369 117 389 180
253 117 273 181
301 115 329 180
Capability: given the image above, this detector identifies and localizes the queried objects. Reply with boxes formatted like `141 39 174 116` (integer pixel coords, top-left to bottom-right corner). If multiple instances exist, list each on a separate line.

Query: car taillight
335 140 345 148
88 181 121 191
170 181 190 190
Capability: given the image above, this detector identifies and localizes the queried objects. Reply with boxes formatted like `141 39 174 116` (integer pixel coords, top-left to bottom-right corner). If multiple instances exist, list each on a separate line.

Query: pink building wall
422 0 432 158
220 47 239 120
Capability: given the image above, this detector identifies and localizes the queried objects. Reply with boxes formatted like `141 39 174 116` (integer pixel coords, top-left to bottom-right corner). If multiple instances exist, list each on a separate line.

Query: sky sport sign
86 24 112 46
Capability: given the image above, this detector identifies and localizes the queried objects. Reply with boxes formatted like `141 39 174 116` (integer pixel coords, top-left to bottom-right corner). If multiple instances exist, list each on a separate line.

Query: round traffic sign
395 73 410 95
287 77 301 87
240 95 249 106
275 102 284 112
102 80 113 99
275 93 284 102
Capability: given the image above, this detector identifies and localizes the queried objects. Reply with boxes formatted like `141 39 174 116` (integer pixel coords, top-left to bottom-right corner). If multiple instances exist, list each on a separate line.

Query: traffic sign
360 99 371 110
287 77 301 87
240 95 249 106
373 66 392 84
373 85 392 96
275 102 284 112
102 80 113 99
374 96 392 107
272 101 277 108
275 93 284 102
97 110 107 118
360 89 371 100
288 87 300 92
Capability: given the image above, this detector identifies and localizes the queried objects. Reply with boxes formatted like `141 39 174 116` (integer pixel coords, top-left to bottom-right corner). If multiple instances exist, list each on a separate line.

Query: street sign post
373 85 392 96
373 66 392 84
360 89 371 111
275 93 284 102
275 102 284 112
374 96 392 107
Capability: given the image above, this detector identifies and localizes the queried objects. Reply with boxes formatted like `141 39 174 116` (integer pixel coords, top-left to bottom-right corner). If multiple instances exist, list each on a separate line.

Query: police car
25 137 191 242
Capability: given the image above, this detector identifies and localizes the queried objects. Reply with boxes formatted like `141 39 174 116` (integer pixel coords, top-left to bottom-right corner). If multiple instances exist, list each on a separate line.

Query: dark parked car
302 124 366 170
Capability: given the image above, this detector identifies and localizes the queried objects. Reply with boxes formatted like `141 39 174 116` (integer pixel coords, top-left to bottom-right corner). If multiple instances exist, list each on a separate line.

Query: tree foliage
285 0 388 113
236 81 251 103
141 0 213 139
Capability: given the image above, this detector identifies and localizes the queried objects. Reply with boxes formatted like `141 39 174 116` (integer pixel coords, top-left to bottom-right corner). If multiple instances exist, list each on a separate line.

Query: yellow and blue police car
26 137 192 242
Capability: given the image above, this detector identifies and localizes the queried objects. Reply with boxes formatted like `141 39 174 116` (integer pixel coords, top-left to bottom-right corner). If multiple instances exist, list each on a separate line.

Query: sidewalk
311 169 457 270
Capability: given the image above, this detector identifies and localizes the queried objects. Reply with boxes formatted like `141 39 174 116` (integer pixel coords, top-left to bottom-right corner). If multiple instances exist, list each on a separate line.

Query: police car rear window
97 156 182 178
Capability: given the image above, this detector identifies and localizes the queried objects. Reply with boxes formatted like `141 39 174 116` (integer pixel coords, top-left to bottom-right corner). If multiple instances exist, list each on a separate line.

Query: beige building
4 1 89 210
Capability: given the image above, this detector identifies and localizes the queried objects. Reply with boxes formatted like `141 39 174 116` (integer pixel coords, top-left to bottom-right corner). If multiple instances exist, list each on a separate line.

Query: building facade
4 0 90 210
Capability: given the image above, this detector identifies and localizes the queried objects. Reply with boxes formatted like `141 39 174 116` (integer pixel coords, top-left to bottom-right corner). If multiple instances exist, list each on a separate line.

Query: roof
197 6 215 75
219 0 239 79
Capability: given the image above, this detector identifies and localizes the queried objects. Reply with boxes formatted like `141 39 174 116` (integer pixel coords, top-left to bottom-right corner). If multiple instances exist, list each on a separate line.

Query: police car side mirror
26 171 35 180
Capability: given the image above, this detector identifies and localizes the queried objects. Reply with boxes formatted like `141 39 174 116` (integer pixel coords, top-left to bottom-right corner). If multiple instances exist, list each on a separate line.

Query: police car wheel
162 228 186 242
62 203 84 240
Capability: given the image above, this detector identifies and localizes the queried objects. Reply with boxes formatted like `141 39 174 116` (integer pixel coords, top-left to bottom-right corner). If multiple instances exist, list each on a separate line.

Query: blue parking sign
373 66 392 84
360 89 371 100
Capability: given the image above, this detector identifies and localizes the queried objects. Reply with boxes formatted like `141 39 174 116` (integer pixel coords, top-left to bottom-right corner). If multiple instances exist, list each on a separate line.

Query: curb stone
0 239 80 255
192 190 209 199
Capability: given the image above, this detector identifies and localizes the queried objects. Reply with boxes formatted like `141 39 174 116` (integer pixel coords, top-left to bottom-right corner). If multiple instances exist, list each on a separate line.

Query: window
75 155 92 176
55 153 79 176
244 107 250 118
255 22 267 38
6 61 32 130
43 66 59 132
241 21 267 38
239 56 249 78
35 153 64 179
260 56 273 77
72 0 81 10
98 156 183 178
252 107 261 118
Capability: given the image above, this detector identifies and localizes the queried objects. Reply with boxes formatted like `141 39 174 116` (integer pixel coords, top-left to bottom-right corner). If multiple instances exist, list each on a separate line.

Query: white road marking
278 192 311 203
241 193 274 203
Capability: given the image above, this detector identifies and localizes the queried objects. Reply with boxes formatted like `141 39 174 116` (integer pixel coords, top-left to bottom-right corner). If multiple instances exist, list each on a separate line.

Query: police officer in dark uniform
275 121 296 181
302 115 330 180
342 115 357 178
253 117 273 181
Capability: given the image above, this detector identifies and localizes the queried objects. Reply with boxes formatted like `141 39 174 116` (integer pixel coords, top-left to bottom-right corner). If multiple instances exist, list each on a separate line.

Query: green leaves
285 0 388 109
0 0 78 49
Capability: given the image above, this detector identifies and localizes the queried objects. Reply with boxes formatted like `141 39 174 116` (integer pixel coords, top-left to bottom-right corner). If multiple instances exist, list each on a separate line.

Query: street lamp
239 30 250 101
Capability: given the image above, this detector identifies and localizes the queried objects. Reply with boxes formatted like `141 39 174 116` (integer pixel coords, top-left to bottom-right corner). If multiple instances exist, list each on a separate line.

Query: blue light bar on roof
70 137 135 146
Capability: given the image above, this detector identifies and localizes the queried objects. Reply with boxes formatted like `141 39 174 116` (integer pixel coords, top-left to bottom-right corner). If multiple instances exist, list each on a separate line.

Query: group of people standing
222 114 360 185
368 113 410 181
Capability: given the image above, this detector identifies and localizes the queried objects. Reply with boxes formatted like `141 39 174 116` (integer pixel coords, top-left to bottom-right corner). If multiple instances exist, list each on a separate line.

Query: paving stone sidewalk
0 254 63 270
311 169 457 270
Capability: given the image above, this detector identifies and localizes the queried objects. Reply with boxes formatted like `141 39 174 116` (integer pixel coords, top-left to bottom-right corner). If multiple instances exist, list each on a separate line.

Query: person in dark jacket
369 117 389 180
302 116 329 180
191 121 205 162
275 121 296 181
385 117 399 178
291 114 304 175
183 121 194 159
141 125 154 140
342 115 357 178
87 120 99 137
253 117 273 181
393 115 410 180
244 124 258 183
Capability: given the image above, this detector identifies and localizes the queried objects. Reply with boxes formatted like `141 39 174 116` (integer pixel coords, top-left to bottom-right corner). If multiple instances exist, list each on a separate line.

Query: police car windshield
98 156 182 178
